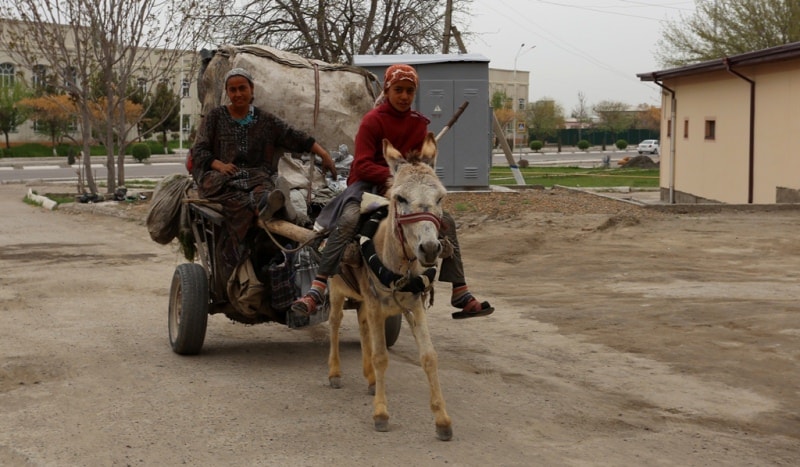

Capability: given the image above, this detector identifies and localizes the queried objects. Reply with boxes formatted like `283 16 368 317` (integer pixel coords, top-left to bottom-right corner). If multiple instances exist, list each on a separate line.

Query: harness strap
359 236 436 294
359 206 388 238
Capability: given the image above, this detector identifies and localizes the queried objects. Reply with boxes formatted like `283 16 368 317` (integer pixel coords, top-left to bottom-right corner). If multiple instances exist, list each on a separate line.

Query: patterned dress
192 105 316 240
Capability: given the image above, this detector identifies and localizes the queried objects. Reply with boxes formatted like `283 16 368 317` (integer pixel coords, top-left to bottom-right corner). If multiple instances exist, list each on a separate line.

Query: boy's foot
451 298 494 320
291 295 319 316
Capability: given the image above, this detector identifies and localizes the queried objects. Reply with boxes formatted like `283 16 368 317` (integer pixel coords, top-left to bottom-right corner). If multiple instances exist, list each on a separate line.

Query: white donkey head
382 132 446 268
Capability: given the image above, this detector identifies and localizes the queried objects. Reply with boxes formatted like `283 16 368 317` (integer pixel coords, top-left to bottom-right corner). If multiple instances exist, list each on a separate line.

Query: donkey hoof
374 417 389 432
329 376 342 389
367 384 375 396
436 424 453 441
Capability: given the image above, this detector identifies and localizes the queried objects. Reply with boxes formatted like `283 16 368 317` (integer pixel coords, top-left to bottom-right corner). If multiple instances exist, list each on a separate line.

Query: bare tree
203 0 474 63
1 0 208 193
657 0 800 67
570 91 590 140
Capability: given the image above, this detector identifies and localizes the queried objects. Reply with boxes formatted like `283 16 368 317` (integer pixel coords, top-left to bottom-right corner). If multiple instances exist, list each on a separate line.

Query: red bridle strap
395 212 442 231
394 211 442 263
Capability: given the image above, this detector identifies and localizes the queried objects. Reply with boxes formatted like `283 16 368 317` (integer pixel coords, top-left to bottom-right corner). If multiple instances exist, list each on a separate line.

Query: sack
198 44 380 153
146 174 193 244
226 257 264 318
268 252 295 311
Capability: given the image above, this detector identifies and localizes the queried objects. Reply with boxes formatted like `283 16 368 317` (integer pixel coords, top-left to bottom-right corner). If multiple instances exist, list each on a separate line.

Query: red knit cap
383 64 418 90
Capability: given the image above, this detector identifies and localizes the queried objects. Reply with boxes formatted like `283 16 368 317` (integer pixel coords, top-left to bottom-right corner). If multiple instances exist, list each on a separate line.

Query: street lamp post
512 43 535 161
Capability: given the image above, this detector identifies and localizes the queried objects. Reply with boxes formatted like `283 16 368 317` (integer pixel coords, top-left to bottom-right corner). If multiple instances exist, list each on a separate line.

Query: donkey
326 132 453 441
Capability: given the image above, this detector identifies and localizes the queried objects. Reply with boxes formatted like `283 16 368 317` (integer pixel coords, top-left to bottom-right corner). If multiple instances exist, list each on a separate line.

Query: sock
451 283 475 308
306 276 328 304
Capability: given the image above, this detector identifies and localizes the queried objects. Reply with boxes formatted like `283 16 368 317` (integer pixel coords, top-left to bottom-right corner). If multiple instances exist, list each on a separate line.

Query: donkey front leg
357 305 376 394
366 311 391 432
407 307 453 441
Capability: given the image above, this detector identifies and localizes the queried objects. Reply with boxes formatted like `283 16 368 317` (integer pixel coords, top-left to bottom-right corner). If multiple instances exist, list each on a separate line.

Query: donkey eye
395 194 408 205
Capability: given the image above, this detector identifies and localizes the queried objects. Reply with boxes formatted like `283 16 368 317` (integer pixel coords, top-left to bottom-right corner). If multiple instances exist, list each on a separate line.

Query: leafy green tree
526 98 565 143
141 81 180 153
657 0 800 67
0 79 32 149
593 100 634 149
491 90 509 110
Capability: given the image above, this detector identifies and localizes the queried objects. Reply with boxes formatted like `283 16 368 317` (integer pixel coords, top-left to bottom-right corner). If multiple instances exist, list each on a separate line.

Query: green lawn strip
490 167 659 188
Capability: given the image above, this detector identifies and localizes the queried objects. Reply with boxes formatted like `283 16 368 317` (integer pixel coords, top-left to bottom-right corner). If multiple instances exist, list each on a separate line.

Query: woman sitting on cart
191 67 337 244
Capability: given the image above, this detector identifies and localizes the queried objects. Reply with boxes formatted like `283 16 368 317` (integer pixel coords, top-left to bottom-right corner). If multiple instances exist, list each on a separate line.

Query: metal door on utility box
417 79 490 188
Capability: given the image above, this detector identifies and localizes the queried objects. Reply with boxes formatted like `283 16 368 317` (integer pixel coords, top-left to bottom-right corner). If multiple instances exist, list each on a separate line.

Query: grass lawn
490 166 659 188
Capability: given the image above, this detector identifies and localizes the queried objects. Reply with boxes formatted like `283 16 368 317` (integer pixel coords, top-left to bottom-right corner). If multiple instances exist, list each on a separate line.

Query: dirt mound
621 155 659 168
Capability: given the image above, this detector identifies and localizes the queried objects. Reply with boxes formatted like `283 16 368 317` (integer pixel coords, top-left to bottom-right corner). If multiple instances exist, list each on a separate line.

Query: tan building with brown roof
638 42 800 204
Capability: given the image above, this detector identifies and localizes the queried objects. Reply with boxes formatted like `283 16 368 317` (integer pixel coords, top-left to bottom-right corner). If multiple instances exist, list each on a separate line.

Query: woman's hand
212 160 238 176
312 143 338 178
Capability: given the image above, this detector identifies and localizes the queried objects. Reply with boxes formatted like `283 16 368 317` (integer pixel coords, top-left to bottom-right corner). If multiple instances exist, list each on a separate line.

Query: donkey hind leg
327 286 347 389
407 306 453 441
366 309 391 432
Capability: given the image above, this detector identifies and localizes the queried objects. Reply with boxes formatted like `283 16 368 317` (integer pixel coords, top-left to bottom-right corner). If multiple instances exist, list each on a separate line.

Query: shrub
615 139 628 150
529 140 543 152
577 140 590 151
131 143 151 162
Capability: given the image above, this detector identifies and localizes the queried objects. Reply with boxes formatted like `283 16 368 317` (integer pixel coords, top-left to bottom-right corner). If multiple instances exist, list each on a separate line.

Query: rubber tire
168 263 209 355
385 313 402 348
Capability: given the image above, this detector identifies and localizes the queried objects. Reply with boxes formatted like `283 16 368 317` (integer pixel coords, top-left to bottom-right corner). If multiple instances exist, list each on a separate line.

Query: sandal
291 295 318 316
451 298 495 320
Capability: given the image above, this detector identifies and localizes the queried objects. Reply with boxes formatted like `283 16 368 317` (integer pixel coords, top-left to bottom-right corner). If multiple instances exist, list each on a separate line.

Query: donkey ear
382 138 405 174
419 132 438 167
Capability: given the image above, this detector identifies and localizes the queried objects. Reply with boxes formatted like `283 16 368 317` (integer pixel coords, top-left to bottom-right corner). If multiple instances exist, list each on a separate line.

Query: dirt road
1 182 798 466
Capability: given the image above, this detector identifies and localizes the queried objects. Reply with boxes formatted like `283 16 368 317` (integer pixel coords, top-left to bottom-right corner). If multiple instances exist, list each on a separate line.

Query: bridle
394 207 442 264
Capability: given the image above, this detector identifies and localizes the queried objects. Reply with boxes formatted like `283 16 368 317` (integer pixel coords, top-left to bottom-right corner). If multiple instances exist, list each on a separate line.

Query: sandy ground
1 182 799 466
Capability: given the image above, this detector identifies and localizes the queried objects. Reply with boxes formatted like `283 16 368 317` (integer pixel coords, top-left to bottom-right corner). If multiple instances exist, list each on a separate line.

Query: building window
181 78 190 98
667 119 672 137
32 65 47 89
683 119 689 138
518 98 525 110
63 66 77 89
181 114 190 132
0 63 15 86
137 78 147 95
704 119 716 140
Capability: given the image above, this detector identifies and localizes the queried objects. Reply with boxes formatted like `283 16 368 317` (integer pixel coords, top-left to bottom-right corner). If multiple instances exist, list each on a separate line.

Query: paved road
0 155 188 183
0 148 659 183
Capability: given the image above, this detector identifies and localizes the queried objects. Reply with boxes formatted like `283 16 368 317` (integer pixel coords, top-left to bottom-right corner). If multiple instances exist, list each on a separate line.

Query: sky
462 0 697 113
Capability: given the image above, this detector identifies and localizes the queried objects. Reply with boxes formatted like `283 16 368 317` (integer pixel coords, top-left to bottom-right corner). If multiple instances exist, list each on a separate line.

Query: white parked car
637 139 659 155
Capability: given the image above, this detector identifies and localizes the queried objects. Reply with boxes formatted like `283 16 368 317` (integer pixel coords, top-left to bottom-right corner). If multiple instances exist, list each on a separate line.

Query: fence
528 128 660 148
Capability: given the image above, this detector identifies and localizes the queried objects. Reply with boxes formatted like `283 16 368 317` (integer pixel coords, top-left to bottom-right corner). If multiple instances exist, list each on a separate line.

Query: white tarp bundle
198 44 380 154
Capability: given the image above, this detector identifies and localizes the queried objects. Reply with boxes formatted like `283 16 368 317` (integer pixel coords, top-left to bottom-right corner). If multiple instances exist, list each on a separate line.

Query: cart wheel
385 313 402 348
169 263 209 355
